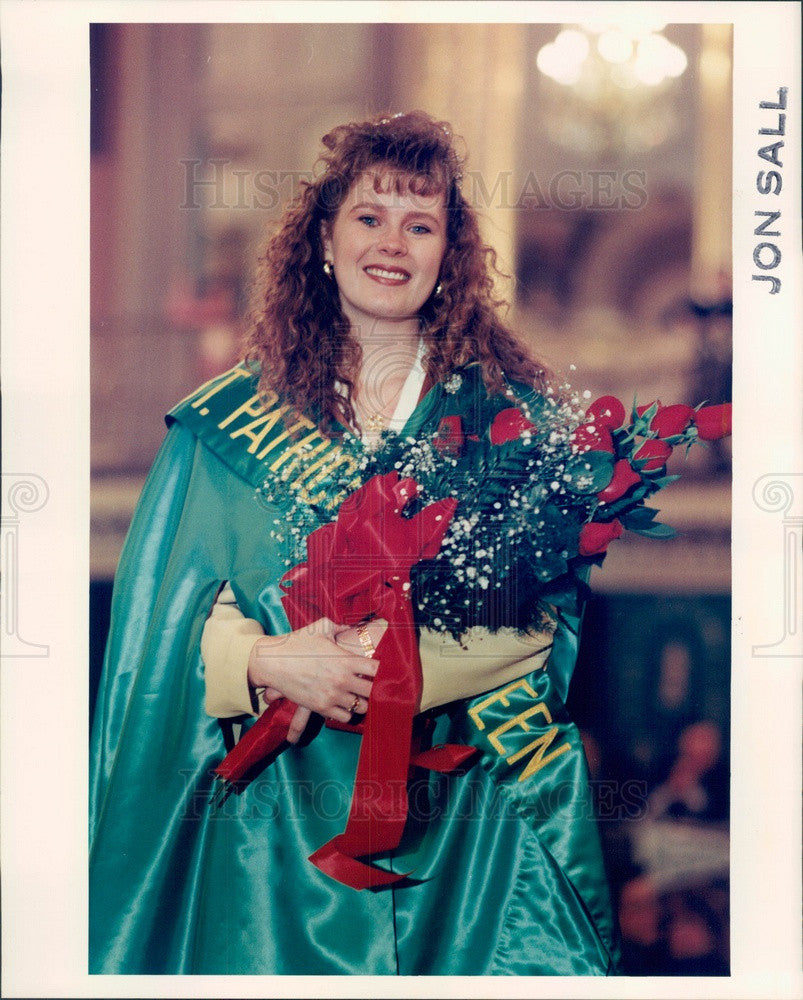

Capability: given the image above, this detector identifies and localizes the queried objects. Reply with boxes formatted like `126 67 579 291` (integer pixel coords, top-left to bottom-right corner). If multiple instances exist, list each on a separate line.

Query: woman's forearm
201 587 553 717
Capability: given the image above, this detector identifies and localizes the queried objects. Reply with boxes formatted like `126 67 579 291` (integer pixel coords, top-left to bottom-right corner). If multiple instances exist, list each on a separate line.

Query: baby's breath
251 380 696 640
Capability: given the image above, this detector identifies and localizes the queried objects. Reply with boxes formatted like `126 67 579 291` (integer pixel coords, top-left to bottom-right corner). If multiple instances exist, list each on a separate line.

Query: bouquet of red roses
401 392 732 635
568 395 732 554
258 386 732 640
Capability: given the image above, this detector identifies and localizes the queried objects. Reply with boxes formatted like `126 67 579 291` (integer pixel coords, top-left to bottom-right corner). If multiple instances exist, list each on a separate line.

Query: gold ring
350 695 361 714
356 621 376 658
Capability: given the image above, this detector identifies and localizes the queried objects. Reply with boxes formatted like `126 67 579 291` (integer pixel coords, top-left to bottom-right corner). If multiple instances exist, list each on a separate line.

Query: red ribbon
215 472 475 889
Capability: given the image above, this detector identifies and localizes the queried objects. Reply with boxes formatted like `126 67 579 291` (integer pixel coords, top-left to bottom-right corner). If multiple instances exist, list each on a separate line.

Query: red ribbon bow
215 471 475 889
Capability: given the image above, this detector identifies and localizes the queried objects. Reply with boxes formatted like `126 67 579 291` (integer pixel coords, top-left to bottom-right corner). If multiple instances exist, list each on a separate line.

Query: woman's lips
364 265 411 285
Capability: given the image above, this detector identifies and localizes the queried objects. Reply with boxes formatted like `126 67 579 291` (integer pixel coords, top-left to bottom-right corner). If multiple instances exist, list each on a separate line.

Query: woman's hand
248 617 379 741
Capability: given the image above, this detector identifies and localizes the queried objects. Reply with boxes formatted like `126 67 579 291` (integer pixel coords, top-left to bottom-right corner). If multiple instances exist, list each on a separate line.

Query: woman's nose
377 227 406 255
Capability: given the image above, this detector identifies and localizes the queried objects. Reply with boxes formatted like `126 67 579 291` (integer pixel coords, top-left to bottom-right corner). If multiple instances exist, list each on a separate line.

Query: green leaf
530 549 569 582
627 521 676 539
563 451 615 494
614 425 639 447
598 480 654 519
649 473 681 489
628 400 658 437
620 505 661 528
641 401 659 423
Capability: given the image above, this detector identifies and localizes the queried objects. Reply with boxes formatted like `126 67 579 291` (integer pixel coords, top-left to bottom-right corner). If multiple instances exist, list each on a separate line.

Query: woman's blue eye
409 224 431 234
358 215 379 227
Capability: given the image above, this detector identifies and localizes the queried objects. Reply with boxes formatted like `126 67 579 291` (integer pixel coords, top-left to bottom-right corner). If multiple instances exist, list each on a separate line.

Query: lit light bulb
536 42 584 85
535 42 559 77
633 33 676 86
536 29 587 86
553 28 590 63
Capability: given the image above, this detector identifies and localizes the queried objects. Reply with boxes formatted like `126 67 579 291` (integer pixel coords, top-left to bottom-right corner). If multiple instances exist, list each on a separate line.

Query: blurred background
90 19 732 975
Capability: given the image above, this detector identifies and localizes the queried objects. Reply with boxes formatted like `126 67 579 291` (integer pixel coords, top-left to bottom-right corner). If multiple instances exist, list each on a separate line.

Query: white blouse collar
386 337 427 431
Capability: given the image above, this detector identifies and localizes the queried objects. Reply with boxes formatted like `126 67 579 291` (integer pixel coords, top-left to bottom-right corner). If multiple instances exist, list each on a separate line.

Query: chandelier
535 20 688 156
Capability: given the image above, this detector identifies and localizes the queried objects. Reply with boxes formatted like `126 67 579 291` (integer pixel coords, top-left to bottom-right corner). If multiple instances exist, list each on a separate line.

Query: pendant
363 412 386 433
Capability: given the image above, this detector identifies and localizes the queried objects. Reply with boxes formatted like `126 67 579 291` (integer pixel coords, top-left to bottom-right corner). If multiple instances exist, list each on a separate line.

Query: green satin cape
89 364 620 975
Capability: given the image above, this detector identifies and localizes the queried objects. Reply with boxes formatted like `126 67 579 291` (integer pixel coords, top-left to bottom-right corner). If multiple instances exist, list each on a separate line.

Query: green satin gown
89 363 620 975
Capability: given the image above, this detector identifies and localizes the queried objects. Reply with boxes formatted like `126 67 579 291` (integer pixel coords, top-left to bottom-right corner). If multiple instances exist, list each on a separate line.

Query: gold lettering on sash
487 703 549 755
297 453 361 503
180 371 363 511
218 393 268 429
266 431 329 472
256 416 318 461
468 678 537 731
293 447 344 488
468 681 571 782
230 414 277 452
492 702 570 781
507 725 570 783
229 407 293 454
188 367 255 416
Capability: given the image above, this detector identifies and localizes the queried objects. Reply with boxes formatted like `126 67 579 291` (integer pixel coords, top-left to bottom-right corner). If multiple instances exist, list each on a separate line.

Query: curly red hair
245 110 549 435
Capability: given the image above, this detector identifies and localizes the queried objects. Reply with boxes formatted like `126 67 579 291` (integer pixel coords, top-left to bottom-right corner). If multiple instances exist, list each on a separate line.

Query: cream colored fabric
417 625 554 711
201 584 265 718
202 583 555 718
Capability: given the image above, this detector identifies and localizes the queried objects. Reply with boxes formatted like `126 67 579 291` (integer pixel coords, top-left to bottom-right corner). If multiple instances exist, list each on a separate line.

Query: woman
89 111 620 975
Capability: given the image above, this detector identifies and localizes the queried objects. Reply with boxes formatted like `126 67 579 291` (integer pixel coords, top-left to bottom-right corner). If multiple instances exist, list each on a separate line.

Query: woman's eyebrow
349 201 384 214
349 201 442 225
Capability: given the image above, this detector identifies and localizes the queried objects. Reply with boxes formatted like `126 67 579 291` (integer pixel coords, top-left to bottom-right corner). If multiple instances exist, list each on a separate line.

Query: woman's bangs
367 164 449 201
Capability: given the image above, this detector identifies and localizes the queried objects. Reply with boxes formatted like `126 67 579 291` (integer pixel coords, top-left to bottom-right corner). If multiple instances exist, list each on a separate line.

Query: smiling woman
321 172 448 437
89 111 621 976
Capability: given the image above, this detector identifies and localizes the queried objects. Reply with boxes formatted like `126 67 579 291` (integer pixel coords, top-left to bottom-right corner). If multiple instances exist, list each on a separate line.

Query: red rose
571 422 614 453
651 404 694 438
578 519 624 556
634 439 672 470
693 403 732 440
587 395 626 430
490 407 536 445
597 459 641 503
434 415 464 455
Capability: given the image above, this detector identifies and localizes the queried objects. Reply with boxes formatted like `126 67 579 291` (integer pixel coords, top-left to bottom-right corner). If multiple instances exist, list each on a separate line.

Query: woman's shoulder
164 361 277 489
167 361 262 426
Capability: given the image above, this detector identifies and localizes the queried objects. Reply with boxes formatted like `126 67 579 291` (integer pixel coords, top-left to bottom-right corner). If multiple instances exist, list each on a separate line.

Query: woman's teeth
365 267 409 282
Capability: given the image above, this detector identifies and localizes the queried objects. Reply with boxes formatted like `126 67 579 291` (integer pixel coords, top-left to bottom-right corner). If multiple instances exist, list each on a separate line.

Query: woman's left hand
260 619 387 743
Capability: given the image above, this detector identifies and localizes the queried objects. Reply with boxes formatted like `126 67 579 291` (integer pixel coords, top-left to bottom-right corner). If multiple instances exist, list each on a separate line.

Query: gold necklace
362 411 387 433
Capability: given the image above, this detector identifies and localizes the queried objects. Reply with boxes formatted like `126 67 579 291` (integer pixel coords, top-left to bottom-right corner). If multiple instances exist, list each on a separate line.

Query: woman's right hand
247 617 377 738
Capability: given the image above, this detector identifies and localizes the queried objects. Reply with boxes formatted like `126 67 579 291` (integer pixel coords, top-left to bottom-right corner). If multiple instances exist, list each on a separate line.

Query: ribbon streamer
215 472 475 888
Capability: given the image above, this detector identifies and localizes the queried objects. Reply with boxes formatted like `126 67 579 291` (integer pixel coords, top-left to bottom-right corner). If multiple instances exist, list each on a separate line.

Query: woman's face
322 170 448 334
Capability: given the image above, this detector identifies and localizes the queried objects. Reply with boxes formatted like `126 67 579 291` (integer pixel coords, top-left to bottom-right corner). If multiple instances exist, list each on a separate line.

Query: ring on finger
350 695 361 714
